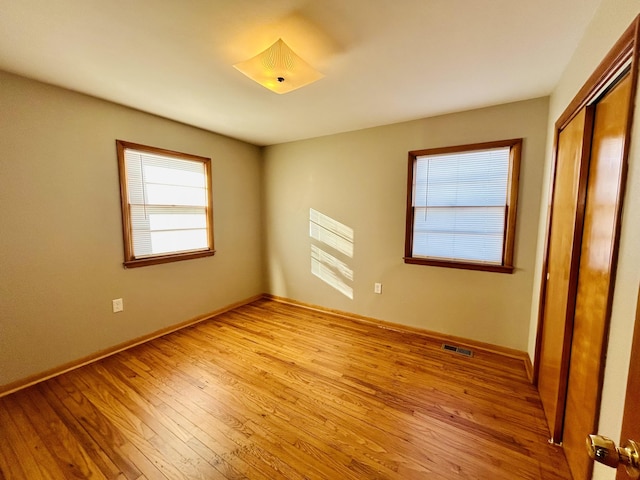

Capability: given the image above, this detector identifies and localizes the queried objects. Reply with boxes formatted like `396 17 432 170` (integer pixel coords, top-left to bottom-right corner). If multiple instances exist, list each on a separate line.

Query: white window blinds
412 147 510 264
124 148 209 258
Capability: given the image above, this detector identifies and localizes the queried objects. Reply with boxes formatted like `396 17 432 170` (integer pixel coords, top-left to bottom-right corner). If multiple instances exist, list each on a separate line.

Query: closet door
537 107 593 443
562 71 632 480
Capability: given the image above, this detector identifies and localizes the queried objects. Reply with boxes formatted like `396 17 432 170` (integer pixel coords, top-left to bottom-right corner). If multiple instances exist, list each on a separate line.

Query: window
404 139 521 273
116 140 215 268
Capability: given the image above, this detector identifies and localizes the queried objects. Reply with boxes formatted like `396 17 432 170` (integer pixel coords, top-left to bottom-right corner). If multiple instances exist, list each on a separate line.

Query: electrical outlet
112 298 124 313
374 283 382 294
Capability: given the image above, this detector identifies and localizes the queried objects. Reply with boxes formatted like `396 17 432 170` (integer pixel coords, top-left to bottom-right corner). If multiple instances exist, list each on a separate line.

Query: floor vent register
442 343 474 357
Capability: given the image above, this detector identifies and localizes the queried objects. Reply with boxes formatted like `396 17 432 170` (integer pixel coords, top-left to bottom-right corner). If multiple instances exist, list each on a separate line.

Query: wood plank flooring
0 299 572 479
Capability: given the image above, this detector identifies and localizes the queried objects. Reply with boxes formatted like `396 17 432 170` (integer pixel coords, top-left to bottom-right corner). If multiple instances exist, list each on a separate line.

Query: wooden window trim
404 138 522 273
116 140 215 268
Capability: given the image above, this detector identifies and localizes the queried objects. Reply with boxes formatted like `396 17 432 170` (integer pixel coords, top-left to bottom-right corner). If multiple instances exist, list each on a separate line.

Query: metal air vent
442 344 474 357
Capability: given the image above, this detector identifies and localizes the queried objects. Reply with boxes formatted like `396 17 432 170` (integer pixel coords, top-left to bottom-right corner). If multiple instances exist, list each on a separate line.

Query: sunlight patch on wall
311 245 353 299
310 208 354 258
309 209 354 299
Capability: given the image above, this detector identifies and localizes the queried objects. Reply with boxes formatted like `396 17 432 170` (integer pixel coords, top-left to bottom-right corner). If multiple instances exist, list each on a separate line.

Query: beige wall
528 2 640 479
263 98 549 352
0 71 264 388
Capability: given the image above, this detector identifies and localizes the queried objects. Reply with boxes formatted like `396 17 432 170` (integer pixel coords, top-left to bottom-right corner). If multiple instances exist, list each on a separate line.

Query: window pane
140 153 204 174
148 213 207 231
414 147 509 207
145 184 207 206
414 206 505 234
413 206 506 263
133 229 208 256
125 153 145 205
413 231 504 263
129 207 208 257
129 205 206 230
143 165 205 188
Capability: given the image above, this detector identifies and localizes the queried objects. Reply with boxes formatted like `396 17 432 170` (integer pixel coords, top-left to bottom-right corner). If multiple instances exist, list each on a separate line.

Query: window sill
403 256 514 274
124 249 216 268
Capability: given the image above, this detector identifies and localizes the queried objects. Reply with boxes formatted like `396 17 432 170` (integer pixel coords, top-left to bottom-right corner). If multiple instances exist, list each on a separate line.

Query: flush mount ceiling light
233 38 324 94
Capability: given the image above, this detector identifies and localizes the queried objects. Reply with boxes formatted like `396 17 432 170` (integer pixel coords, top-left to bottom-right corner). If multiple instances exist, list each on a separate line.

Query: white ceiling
0 0 602 146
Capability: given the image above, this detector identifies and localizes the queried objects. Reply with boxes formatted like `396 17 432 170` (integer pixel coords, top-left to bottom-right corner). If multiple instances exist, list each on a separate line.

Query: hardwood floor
0 299 572 479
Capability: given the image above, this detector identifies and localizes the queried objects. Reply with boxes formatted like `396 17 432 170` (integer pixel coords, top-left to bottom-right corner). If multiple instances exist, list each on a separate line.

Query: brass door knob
587 435 640 479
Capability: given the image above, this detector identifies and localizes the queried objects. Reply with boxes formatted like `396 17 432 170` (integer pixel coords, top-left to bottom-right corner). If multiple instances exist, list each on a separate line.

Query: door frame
533 15 640 436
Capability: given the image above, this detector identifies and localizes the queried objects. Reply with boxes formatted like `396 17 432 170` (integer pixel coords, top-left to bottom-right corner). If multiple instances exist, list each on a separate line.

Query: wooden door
537 107 592 443
563 72 633 480
616 287 640 480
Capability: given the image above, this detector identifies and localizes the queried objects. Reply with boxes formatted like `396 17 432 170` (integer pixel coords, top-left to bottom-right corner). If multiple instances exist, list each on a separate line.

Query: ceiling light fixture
233 38 324 94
